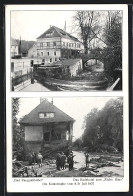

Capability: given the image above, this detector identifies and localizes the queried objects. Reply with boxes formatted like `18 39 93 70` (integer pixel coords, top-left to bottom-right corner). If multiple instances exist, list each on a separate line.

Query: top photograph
10 9 123 92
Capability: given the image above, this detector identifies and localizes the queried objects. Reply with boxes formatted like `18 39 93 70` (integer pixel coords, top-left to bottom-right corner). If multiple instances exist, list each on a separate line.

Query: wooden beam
107 78 120 91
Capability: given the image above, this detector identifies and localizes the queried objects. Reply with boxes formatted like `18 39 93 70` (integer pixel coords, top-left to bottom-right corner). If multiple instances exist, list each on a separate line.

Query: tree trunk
84 42 88 54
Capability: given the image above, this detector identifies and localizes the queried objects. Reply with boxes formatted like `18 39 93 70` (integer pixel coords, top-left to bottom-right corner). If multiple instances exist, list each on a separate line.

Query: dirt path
26 151 123 177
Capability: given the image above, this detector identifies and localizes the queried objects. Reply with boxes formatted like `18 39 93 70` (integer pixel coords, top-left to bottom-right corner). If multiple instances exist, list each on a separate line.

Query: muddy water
73 151 123 177
73 151 99 169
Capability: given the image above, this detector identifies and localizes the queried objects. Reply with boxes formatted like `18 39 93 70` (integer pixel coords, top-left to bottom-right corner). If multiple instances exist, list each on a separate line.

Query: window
53 42 56 46
66 43 68 47
50 58 52 62
44 132 50 141
56 133 61 140
55 58 57 61
42 59 45 65
44 113 54 118
39 112 54 118
63 42 65 46
51 130 57 140
69 43 71 47
40 42 43 48
47 52 49 56
47 42 50 47
77 43 80 48
39 113 45 118
41 52 43 56
54 51 56 56
72 43 73 47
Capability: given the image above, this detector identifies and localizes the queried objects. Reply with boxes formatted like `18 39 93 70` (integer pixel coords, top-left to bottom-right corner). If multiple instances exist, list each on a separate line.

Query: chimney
64 21 66 32
51 98 53 105
40 97 46 103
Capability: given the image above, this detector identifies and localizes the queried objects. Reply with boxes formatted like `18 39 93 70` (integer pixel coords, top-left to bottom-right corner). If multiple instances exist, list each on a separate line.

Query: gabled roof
11 37 18 46
19 99 74 125
28 43 37 51
37 26 80 42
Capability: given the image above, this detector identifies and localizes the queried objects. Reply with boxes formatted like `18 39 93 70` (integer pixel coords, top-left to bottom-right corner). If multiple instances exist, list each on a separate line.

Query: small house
11 37 19 57
19 99 74 154
28 44 38 58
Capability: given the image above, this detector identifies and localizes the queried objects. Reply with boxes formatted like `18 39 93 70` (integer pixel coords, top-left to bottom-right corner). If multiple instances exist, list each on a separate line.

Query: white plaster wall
61 37 84 50
25 126 43 141
28 45 37 57
11 46 19 57
37 37 61 49
37 49 61 63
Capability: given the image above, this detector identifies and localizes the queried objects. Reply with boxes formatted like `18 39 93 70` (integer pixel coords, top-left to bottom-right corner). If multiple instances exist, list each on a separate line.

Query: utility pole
51 97 53 105
19 36 22 56
64 21 66 32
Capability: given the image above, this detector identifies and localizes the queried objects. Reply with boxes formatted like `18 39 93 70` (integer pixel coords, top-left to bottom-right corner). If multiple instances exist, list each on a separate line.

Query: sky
11 11 75 41
17 97 118 140
11 10 108 44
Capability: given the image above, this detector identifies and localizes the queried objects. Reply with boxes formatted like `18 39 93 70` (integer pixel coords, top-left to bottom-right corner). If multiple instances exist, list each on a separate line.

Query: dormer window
39 113 44 118
39 112 54 118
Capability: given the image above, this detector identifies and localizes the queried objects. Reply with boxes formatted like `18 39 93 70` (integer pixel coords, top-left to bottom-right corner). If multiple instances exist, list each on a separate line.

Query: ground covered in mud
22 151 123 178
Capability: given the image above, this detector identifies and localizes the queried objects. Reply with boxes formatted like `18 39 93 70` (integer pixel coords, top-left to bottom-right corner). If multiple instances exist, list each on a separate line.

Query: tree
12 98 26 160
73 138 83 148
103 11 122 73
12 98 20 150
73 11 100 54
82 98 123 152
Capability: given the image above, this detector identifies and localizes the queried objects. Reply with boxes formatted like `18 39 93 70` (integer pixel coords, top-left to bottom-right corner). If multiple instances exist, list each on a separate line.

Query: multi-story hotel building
35 26 83 63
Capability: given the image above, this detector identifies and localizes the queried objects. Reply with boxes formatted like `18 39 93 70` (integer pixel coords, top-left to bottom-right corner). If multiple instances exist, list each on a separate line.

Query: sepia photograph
10 9 123 92
12 97 123 178
6 4 129 193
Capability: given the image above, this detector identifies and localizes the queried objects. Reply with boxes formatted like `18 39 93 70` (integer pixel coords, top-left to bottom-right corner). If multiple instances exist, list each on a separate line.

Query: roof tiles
19 99 74 125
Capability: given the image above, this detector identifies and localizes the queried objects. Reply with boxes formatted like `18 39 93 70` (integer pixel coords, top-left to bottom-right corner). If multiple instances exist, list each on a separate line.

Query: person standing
56 152 61 170
67 152 75 170
37 152 43 167
85 152 89 168
61 152 66 170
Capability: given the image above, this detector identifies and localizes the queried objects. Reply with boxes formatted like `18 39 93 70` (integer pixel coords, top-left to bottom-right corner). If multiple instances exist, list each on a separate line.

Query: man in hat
67 152 75 170
56 152 61 170
85 152 89 168
60 152 66 170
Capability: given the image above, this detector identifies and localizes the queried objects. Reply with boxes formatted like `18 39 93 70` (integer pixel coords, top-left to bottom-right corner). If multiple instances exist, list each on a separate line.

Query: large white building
28 26 84 64
11 37 19 57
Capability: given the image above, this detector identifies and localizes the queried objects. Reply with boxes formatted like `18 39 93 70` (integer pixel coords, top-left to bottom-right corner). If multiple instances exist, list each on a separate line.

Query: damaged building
19 99 75 154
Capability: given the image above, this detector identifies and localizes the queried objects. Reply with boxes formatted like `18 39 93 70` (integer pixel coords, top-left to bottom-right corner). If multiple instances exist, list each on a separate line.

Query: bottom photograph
12 97 123 178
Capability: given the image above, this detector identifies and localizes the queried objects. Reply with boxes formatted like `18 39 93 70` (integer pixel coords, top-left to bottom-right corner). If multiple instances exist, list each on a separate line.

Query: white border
6 4 129 192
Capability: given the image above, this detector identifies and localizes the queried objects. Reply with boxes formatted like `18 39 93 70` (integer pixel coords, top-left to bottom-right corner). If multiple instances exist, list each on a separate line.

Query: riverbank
22 151 123 178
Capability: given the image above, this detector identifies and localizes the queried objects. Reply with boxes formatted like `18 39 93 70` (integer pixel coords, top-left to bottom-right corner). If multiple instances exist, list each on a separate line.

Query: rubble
13 151 123 178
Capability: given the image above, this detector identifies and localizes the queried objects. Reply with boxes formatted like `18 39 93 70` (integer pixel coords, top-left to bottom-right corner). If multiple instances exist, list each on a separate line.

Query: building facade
35 26 83 64
11 37 19 57
19 99 74 154
28 44 38 58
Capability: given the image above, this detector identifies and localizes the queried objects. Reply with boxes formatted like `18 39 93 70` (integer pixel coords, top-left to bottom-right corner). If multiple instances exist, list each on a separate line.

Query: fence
11 59 33 91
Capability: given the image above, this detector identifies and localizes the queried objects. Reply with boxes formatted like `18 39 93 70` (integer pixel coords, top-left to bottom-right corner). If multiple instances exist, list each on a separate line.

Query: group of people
56 151 75 171
29 152 43 167
29 150 90 171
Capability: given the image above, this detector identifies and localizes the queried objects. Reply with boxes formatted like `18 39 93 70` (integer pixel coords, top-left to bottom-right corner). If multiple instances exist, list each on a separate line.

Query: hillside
16 39 36 53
